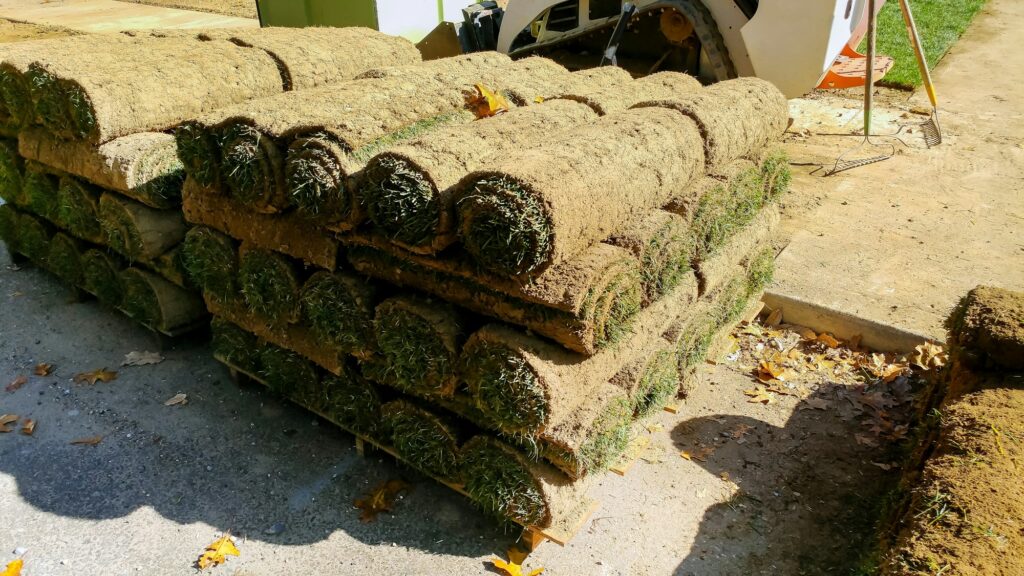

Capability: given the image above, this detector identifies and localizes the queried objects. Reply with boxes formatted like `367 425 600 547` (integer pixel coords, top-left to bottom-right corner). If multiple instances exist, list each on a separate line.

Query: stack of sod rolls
0 27 421 335
177 50 792 534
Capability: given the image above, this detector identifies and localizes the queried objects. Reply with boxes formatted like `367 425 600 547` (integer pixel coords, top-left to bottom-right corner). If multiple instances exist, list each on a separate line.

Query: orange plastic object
818 44 894 90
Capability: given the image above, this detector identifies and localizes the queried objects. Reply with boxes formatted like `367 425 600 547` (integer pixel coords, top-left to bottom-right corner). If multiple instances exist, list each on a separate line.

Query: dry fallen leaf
870 461 895 471
20 419 35 436
33 363 54 376
764 307 783 328
756 360 786 383
121 351 164 367
743 386 774 404
730 423 754 439
196 533 240 570
817 333 840 348
491 547 544 576
468 83 510 119
909 342 947 370
5 375 27 393
73 368 118 385
354 479 409 522
1 558 23 576
164 393 188 407
0 414 18 433
792 325 817 340
70 435 103 446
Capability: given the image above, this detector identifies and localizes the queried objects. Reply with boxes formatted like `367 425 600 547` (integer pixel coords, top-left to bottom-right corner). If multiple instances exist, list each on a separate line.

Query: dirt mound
947 285 1024 370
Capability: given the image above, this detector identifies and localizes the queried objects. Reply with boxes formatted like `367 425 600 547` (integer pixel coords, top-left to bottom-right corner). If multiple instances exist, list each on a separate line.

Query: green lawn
866 0 987 88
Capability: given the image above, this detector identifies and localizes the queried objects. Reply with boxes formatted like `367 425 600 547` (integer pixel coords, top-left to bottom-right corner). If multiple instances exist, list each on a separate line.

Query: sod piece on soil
46 232 85 286
55 175 103 242
19 128 185 209
460 435 593 529
374 296 465 398
22 161 60 223
258 343 318 398
81 248 125 306
634 77 789 171
16 210 53 264
238 246 302 324
211 316 262 374
97 192 187 262
299 271 377 354
28 37 287 143
119 267 205 332
607 210 694 305
381 400 462 480
455 106 704 277
0 138 23 204
182 226 238 302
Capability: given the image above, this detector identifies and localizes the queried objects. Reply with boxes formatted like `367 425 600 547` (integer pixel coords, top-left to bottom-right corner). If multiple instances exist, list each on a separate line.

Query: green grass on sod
868 0 986 89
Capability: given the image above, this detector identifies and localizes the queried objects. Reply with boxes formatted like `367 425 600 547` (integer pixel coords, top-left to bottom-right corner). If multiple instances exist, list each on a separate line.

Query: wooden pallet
217 354 605 550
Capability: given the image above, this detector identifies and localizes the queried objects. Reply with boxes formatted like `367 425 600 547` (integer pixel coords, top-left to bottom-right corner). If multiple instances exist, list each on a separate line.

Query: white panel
376 0 442 42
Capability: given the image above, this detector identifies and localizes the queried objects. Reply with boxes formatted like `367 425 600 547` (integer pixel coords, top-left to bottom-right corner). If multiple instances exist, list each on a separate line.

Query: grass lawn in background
867 0 987 89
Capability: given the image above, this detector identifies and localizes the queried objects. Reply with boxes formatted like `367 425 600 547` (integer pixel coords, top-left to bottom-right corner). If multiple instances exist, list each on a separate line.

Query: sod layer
81 248 125 306
382 400 461 480
97 192 187 262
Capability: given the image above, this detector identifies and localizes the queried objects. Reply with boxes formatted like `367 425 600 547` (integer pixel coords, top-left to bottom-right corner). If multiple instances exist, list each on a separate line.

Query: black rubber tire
654 0 736 82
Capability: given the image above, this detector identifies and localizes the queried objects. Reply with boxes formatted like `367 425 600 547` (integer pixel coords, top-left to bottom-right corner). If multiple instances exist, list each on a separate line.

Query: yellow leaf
756 361 785 383
73 368 118 385
490 548 543 576
197 534 240 570
743 386 774 404
1 558 23 576
468 83 510 119
533 96 545 104
20 419 35 436
354 479 409 522
33 363 54 376
817 333 840 348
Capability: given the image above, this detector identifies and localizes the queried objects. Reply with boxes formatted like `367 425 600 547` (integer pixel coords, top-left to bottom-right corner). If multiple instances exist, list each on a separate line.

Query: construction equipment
255 0 893 98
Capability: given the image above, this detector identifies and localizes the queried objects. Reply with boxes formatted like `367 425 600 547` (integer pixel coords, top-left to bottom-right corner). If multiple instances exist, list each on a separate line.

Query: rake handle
898 0 939 108
864 0 877 137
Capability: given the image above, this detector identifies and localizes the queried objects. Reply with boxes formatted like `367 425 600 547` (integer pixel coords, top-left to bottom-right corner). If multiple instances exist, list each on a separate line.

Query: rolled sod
344 238 644 355
238 246 302 324
22 161 60 223
633 77 789 171
97 192 187 262
211 316 261 374
460 435 593 528
611 342 680 418
56 176 103 243
119 267 205 332
17 211 53 264
688 160 767 261
191 52 511 217
182 226 238 302
28 37 285 143
317 366 384 437
607 210 694 306
541 384 634 478
0 203 17 251
258 343 318 398
696 204 780 296
46 232 85 286
552 70 701 115
381 400 461 480
455 106 705 277
81 248 125 306
19 128 185 209
373 296 465 398
299 270 377 354
0 138 23 205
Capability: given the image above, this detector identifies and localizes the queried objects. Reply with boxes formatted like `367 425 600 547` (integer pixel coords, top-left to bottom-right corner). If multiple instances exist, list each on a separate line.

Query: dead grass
122 0 257 19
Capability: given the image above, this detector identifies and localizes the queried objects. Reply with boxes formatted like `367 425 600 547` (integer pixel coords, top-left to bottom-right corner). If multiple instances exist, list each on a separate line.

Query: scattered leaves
909 342 946 370
490 547 543 576
196 534 240 570
5 375 27 393
1 558 23 576
354 479 409 522
764 307 783 328
743 386 775 404
121 351 164 367
33 363 54 376
20 419 35 436
467 83 510 118
164 393 188 407
70 435 103 446
73 368 118 385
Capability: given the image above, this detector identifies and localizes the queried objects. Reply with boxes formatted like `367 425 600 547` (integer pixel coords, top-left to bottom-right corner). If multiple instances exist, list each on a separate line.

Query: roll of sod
149 244 190 289
456 106 704 277
607 210 694 306
344 239 644 355
258 343 318 398
610 342 680 418
318 365 384 437
489 56 570 106
362 100 600 253
120 267 205 332
460 435 593 529
238 246 302 324
552 70 700 115
17 211 53 263
211 316 262 374
81 248 125 306
382 400 462 480
28 38 285 143
299 270 377 354
688 160 766 261
97 192 188 262
540 383 634 478
22 161 60 223
759 146 791 202
190 52 510 217
633 77 789 171
182 226 238 302
373 296 465 398
696 204 780 296
0 138 23 204
745 245 776 297
55 176 103 243
46 232 85 286
19 128 185 209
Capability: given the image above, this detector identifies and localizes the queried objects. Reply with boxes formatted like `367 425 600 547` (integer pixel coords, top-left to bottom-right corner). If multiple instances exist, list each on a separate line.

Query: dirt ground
124 0 257 19
0 18 74 43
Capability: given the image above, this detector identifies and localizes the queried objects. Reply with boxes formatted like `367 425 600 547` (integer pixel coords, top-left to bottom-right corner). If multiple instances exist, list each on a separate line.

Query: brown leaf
744 386 775 404
73 368 118 385
764 307 783 328
354 479 409 522
121 351 164 367
0 413 17 433
5 375 27 392
910 341 947 370
466 83 510 119
730 423 754 439
854 433 878 447
70 435 103 446
870 461 895 471
792 325 817 340
756 361 785 383
33 363 54 376
164 393 188 406
20 419 35 436
848 334 863 350
817 333 840 348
